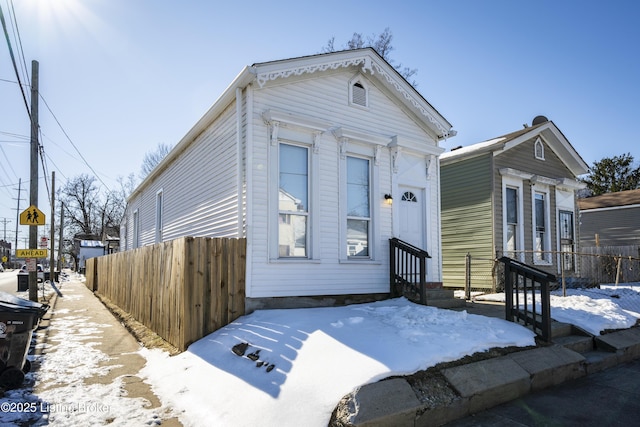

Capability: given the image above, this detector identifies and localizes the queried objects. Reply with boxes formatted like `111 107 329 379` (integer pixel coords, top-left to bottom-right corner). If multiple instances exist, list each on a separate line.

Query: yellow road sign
16 249 48 258
19 205 46 226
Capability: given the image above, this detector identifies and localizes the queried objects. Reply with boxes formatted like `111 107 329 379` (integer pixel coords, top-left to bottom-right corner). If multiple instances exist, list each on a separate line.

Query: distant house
440 117 588 290
578 189 640 247
77 239 105 273
121 48 455 310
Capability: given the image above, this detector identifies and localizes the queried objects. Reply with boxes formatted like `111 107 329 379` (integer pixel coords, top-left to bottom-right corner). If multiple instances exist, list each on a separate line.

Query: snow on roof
440 136 506 160
80 240 105 247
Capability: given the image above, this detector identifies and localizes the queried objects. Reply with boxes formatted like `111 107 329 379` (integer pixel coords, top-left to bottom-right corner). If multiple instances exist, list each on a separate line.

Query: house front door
398 186 425 250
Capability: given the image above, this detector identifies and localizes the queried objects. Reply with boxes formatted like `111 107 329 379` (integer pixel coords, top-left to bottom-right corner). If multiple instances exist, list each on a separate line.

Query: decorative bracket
425 154 436 179
339 137 348 159
374 145 382 166
269 121 280 146
391 147 402 174
312 131 322 154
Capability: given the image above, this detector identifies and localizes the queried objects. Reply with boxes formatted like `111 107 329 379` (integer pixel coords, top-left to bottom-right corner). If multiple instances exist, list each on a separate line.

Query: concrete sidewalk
31 275 182 426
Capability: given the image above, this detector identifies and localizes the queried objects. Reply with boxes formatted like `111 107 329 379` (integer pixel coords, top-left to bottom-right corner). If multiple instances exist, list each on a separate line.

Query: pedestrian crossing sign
19 205 46 226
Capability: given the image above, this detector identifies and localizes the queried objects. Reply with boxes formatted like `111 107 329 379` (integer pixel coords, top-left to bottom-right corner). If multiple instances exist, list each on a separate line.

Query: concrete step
550 322 574 339
423 288 456 299
554 334 594 353
594 328 640 363
582 350 620 374
426 298 468 309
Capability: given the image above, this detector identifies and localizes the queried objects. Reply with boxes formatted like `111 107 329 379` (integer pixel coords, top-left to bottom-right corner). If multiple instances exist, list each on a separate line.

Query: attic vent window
350 80 368 108
534 138 545 160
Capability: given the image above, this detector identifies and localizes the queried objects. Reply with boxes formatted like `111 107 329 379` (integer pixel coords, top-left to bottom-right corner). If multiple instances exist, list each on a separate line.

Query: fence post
389 239 396 297
615 256 622 286
561 251 566 297
465 252 471 301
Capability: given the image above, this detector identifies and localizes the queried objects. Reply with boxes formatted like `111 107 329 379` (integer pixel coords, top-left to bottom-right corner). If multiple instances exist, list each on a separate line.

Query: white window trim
532 185 552 265
132 209 140 249
268 137 320 262
501 177 524 261
534 137 545 160
155 189 163 244
340 147 380 262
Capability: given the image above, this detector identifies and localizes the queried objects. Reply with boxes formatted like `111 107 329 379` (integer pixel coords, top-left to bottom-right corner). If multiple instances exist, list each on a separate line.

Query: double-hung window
132 209 139 249
155 190 163 243
346 156 370 257
278 143 309 258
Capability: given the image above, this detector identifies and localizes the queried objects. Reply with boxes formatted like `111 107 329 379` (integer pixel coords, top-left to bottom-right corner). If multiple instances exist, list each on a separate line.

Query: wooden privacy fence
85 237 246 351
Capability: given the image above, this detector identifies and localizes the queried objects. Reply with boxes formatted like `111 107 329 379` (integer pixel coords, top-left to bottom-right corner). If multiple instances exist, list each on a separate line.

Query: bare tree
58 174 133 267
59 174 101 236
322 28 418 86
140 143 173 180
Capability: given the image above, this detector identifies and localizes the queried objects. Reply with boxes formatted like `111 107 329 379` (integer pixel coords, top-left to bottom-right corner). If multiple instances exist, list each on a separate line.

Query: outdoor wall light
384 194 393 204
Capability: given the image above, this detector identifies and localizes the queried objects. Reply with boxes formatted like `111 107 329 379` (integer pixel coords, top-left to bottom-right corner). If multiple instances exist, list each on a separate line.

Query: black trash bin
16 274 28 292
0 293 48 390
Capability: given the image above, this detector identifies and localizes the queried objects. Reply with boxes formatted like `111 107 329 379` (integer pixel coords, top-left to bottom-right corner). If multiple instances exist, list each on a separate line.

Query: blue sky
0 0 638 248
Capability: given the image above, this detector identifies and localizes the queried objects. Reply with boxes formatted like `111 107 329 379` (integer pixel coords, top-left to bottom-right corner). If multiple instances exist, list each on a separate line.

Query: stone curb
340 326 640 427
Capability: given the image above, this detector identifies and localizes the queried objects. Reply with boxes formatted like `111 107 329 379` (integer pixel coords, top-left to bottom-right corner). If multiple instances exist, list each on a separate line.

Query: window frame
155 189 163 244
534 137 545 160
346 155 372 259
132 209 140 249
277 142 310 258
269 134 320 262
502 177 524 261
532 187 552 264
339 142 379 262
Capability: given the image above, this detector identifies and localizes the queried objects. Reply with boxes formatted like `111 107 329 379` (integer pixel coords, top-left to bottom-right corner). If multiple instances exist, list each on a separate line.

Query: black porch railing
389 238 431 304
499 256 556 342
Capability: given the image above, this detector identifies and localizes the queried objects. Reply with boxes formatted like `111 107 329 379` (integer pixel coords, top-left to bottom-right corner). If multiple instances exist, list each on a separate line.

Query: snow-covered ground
0 278 639 426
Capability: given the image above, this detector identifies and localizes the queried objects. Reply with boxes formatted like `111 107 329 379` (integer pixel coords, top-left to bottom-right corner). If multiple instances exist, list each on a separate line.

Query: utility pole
28 60 39 302
49 171 55 284
14 178 21 266
57 202 64 272
0 218 10 266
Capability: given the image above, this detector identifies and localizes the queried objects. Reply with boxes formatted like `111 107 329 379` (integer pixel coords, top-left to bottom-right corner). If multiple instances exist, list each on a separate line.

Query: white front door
398 187 425 249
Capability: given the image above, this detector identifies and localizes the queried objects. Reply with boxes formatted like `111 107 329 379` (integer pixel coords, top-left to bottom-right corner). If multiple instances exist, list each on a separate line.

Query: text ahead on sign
16 249 48 258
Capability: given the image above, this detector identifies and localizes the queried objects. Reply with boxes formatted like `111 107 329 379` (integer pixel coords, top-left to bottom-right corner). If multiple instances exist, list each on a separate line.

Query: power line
7 0 29 86
0 3 29 117
38 93 111 191
1 2 111 201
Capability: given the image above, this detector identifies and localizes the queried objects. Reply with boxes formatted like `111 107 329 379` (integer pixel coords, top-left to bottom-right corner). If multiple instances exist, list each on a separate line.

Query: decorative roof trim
256 57 372 87
255 51 451 138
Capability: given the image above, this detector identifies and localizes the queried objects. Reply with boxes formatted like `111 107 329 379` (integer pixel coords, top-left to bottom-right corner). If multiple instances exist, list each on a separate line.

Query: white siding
122 62 444 300
247 69 438 297
124 101 242 249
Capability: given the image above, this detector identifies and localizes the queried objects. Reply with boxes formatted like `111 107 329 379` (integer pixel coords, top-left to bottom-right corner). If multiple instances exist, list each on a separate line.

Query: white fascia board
539 124 589 176
388 135 445 157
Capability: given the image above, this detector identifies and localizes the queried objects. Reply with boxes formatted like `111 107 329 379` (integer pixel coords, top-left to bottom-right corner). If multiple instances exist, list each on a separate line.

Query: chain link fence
462 245 640 299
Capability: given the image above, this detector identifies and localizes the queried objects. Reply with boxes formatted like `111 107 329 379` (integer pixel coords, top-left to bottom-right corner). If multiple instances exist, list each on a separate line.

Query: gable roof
578 189 640 210
130 48 454 200
250 48 453 138
440 119 589 177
